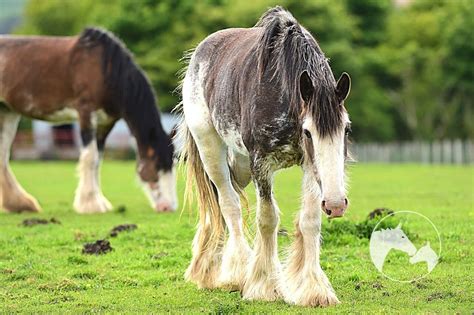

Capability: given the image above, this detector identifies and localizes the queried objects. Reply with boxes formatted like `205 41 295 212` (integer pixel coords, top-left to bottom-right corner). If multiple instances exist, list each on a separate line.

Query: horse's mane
77 27 173 170
255 6 343 137
77 27 158 119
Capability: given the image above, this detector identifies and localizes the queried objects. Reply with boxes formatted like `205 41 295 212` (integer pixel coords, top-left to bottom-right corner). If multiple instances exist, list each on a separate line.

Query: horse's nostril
326 209 332 215
344 198 348 206
322 200 326 207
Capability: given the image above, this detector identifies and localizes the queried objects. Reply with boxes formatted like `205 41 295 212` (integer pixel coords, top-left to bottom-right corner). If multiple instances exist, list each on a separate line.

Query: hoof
74 193 112 214
185 254 221 289
242 277 282 301
216 240 252 291
2 195 42 213
243 258 282 301
282 269 339 307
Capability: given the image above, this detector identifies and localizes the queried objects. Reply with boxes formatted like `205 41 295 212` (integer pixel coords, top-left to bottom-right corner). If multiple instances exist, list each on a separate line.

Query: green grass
1 162 473 313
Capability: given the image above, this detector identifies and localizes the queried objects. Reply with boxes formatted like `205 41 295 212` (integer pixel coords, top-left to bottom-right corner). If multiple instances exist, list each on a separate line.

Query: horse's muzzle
155 201 176 212
322 198 348 218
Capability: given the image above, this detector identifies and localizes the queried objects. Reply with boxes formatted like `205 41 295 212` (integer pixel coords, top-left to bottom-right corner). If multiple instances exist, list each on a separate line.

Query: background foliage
7 0 474 142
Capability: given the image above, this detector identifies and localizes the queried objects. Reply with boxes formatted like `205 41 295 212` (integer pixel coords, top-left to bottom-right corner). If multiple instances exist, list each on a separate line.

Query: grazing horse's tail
177 118 225 256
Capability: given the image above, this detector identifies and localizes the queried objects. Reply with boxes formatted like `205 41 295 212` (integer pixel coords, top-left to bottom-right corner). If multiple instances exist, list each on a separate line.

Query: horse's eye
303 129 312 139
345 126 351 136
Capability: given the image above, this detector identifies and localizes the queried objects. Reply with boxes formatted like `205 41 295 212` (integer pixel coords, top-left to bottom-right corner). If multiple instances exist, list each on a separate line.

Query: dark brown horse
0 28 177 214
178 7 351 307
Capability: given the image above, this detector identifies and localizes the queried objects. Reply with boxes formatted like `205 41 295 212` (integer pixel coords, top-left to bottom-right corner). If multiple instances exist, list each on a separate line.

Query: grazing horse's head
138 131 178 212
300 70 351 218
382 224 417 255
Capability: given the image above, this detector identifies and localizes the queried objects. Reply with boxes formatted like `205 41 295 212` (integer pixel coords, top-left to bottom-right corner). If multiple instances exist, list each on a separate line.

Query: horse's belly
44 107 78 123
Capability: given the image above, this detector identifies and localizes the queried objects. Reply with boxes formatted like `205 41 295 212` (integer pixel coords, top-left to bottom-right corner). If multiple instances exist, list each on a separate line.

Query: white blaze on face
302 113 348 205
142 167 178 212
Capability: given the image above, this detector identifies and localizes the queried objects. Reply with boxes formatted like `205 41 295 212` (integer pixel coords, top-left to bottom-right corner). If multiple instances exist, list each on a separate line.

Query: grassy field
0 162 472 313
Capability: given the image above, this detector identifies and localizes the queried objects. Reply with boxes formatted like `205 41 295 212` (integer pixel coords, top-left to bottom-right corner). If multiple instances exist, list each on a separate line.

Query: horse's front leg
73 112 112 214
282 161 339 307
243 158 282 301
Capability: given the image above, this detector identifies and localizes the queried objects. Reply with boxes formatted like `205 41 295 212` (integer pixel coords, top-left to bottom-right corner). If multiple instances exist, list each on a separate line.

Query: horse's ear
396 222 402 229
336 72 351 103
300 71 314 103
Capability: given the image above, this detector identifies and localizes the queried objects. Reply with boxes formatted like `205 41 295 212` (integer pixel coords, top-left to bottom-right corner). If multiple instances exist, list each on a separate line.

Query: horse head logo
409 241 439 272
370 223 417 272
385 223 417 255
369 211 441 282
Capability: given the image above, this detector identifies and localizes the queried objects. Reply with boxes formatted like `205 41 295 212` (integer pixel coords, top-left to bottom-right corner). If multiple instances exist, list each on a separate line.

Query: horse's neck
370 233 393 270
371 238 392 256
123 104 165 155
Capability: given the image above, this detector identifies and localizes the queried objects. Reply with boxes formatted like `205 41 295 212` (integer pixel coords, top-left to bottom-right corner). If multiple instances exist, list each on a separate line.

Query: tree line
16 0 473 142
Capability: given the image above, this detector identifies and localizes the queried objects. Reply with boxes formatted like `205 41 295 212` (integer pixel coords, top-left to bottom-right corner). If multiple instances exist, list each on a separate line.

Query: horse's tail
176 117 225 252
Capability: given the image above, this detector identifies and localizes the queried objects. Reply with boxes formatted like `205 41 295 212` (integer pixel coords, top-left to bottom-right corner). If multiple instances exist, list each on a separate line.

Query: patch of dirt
277 228 288 237
368 208 394 220
151 252 168 260
411 278 432 289
115 205 127 213
372 282 384 290
21 217 61 227
427 292 453 301
109 224 137 237
73 230 86 241
82 240 113 255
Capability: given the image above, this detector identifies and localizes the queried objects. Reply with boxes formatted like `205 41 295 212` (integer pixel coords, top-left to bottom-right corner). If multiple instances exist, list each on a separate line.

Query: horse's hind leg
73 111 113 214
185 122 252 290
282 161 339 306
182 70 251 290
0 112 41 212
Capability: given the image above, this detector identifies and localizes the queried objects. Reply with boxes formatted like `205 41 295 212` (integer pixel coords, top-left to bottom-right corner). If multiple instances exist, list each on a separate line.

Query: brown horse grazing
178 7 351 307
0 27 177 214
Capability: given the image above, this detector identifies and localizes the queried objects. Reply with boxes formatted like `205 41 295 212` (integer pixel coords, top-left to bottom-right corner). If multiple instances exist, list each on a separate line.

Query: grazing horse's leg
282 161 339 306
96 120 117 154
0 112 41 212
243 159 281 301
73 111 113 214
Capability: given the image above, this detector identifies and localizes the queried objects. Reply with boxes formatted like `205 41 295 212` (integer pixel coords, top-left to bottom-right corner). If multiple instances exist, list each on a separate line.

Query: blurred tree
379 0 473 140
440 0 474 139
14 0 473 141
16 0 94 35
345 0 392 47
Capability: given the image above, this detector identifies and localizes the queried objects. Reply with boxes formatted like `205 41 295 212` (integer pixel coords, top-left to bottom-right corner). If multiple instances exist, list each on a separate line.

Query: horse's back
186 26 299 157
0 35 104 121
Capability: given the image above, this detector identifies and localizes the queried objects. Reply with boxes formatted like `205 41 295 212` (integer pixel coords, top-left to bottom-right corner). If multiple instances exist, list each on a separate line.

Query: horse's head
384 223 417 255
300 71 351 218
410 242 432 264
137 130 178 212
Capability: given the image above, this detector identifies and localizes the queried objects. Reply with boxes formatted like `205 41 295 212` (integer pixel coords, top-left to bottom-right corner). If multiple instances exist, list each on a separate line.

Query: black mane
256 7 343 137
78 27 156 117
77 27 173 170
